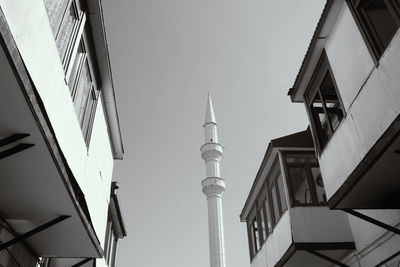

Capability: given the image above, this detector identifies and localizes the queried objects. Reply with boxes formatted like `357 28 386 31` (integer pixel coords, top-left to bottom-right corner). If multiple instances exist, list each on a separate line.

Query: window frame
304 51 345 153
246 155 290 261
347 0 400 62
281 150 328 207
266 157 287 227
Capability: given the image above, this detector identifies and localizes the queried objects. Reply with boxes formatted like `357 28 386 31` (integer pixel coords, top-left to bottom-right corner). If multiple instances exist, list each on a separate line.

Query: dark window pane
277 174 287 212
285 153 317 165
247 225 256 257
43 0 69 35
311 96 330 147
271 185 280 223
311 167 327 203
288 167 312 204
361 0 398 51
74 61 92 125
82 89 96 139
320 72 343 131
258 207 266 243
56 3 78 60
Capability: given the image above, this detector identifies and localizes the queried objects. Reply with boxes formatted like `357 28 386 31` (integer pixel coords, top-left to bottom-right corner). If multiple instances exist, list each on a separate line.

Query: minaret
200 93 226 267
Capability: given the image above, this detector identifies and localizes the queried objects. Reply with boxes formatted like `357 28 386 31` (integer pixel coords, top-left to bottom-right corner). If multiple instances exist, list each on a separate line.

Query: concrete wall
0 0 113 251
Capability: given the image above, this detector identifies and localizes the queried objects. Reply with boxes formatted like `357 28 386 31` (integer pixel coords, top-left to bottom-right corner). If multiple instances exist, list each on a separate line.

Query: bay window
305 52 344 151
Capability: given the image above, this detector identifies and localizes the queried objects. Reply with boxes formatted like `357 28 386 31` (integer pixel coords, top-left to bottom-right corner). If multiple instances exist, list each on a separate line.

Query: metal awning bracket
343 209 400 235
0 215 70 251
306 249 349 267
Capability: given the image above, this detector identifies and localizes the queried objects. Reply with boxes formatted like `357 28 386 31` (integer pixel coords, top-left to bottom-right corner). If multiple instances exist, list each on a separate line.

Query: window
43 0 84 66
246 157 288 260
305 53 344 151
348 0 400 59
44 0 99 146
283 151 327 206
267 159 287 224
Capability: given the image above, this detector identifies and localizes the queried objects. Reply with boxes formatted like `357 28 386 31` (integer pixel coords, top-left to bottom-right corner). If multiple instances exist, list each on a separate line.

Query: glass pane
267 159 280 186
247 226 256 257
285 153 317 165
288 167 312 204
257 207 266 243
56 3 78 61
271 185 280 223
320 72 343 131
68 43 85 93
277 174 287 212
264 198 273 233
311 93 330 146
43 0 69 36
311 167 327 203
362 0 399 51
74 61 92 125
253 218 261 250
82 89 95 139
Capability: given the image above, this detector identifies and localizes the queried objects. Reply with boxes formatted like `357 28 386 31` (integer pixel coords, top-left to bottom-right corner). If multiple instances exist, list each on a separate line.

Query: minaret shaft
201 94 226 267
207 196 225 267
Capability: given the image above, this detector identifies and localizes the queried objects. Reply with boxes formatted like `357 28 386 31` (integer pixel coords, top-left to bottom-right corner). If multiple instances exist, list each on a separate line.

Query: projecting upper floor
240 130 354 267
0 0 124 262
288 0 400 209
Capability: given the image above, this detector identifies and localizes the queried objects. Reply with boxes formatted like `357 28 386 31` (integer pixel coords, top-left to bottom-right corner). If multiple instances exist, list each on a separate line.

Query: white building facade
0 0 126 266
288 0 400 266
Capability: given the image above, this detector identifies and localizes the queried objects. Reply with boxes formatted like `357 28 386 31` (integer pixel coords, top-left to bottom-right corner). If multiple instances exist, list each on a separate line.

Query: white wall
313 2 400 266
290 207 352 243
0 0 114 251
319 2 400 201
250 212 292 267
344 211 400 267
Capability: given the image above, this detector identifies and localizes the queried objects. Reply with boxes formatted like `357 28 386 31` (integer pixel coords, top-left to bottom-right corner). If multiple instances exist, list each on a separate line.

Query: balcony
240 130 354 266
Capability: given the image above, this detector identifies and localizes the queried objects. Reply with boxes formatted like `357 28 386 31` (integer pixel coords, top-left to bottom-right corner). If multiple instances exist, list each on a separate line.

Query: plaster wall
250 212 292 267
344 211 400 266
0 0 114 250
290 207 352 243
317 1 400 201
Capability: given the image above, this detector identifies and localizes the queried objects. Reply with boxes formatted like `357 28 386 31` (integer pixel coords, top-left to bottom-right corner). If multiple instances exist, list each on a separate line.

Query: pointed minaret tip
205 93 217 125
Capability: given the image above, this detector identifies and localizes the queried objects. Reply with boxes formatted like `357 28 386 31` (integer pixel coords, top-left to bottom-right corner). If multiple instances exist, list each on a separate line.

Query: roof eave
86 0 124 160
289 0 336 102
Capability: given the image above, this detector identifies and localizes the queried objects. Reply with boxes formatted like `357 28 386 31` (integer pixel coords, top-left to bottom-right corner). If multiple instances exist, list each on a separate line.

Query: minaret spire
205 93 216 125
200 93 226 267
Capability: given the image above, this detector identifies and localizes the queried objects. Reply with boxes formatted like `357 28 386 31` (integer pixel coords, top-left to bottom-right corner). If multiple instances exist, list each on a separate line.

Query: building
286 0 400 265
201 94 226 267
0 0 126 266
240 129 355 267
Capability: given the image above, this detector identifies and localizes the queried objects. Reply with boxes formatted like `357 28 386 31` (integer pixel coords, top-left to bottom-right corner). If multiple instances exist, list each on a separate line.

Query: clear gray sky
102 1 325 266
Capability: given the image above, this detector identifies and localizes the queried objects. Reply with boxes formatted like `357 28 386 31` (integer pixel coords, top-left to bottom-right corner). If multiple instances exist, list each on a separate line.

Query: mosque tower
200 93 226 267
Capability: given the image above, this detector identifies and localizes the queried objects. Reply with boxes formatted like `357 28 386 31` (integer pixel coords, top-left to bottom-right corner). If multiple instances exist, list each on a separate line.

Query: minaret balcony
200 142 223 160
240 130 355 267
